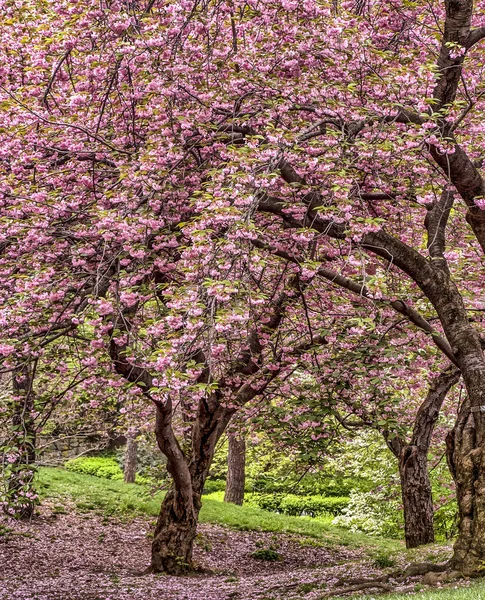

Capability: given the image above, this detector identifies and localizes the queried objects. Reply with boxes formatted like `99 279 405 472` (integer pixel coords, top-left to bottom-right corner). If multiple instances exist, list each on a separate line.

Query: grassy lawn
37 467 401 555
363 581 485 599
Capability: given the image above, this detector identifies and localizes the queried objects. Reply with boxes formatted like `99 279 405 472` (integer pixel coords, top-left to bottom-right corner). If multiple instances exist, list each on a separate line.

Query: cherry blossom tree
2 0 485 577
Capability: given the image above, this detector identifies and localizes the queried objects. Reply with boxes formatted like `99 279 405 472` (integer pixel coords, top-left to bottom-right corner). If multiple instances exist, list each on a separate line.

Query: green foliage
333 489 404 538
374 553 395 568
250 493 349 517
65 456 123 480
210 432 364 498
433 500 458 540
250 547 282 561
65 456 150 485
202 479 226 494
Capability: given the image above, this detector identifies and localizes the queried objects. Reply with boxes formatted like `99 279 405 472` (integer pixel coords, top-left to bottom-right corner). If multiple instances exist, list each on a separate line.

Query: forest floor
0 469 480 600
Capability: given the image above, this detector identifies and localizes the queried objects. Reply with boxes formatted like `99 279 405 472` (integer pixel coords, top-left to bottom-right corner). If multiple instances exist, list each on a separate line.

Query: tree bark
6 364 37 520
151 486 200 574
386 366 460 548
224 434 245 505
150 399 234 574
399 446 436 548
124 434 138 484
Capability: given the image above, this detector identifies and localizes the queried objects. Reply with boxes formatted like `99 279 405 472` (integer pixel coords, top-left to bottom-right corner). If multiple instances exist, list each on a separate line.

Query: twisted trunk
151 484 201 574
447 380 485 575
150 399 234 574
224 435 246 505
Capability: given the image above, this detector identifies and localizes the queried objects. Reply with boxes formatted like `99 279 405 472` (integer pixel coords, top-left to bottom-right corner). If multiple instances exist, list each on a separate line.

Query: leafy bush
374 553 395 568
434 499 458 540
65 457 123 480
333 489 404 538
202 479 226 494
251 493 349 517
65 456 151 484
250 547 282 561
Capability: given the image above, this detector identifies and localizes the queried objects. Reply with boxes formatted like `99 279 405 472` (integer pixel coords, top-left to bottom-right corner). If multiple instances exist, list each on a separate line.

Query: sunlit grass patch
37 466 402 556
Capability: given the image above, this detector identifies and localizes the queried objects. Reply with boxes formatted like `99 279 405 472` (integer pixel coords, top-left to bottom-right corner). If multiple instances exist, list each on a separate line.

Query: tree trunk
6 364 36 520
151 486 200 574
150 400 234 574
447 390 485 575
124 435 138 484
399 445 435 548
385 366 460 548
224 434 245 505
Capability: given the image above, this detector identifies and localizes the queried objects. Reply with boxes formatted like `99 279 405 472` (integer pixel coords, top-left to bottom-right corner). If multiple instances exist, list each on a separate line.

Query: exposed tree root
318 581 393 597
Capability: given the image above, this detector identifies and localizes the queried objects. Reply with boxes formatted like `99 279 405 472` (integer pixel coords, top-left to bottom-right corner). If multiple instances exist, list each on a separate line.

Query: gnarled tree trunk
150 399 234 574
224 434 246 505
396 366 460 548
447 382 485 575
151 486 200 574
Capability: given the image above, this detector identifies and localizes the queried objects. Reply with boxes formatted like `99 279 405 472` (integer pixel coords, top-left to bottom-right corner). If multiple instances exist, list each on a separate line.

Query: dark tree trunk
150 400 234 574
124 435 138 484
6 364 37 520
399 446 436 548
447 384 485 575
224 434 245 505
386 366 460 548
151 486 200 574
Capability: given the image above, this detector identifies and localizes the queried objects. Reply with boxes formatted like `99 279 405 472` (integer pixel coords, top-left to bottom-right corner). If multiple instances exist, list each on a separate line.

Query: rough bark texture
224 435 246 505
386 367 460 548
123 435 138 484
447 392 485 575
399 448 436 548
151 486 200 574
150 400 234 574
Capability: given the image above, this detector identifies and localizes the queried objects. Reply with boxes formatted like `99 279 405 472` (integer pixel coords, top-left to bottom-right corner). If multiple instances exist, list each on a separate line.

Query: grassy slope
37 467 400 554
363 582 485 599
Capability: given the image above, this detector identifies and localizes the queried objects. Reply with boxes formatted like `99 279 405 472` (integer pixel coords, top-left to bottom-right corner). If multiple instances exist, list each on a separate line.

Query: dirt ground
0 505 451 600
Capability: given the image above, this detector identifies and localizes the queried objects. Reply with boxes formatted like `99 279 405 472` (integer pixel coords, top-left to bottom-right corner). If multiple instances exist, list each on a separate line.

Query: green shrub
65 457 123 480
434 499 458 540
374 553 395 568
333 489 403 538
250 547 282 561
250 493 349 517
202 479 226 494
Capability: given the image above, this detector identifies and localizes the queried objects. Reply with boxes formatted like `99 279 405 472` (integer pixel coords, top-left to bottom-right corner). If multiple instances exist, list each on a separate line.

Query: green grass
37 467 401 555
362 580 485 599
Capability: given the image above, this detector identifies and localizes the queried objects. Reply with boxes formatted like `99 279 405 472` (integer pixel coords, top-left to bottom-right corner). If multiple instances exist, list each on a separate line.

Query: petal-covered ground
0 505 450 600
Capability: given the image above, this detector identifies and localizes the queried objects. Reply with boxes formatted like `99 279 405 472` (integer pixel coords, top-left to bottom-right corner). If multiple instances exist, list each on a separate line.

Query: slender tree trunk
6 364 37 520
124 434 138 484
385 366 460 548
224 434 245 505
